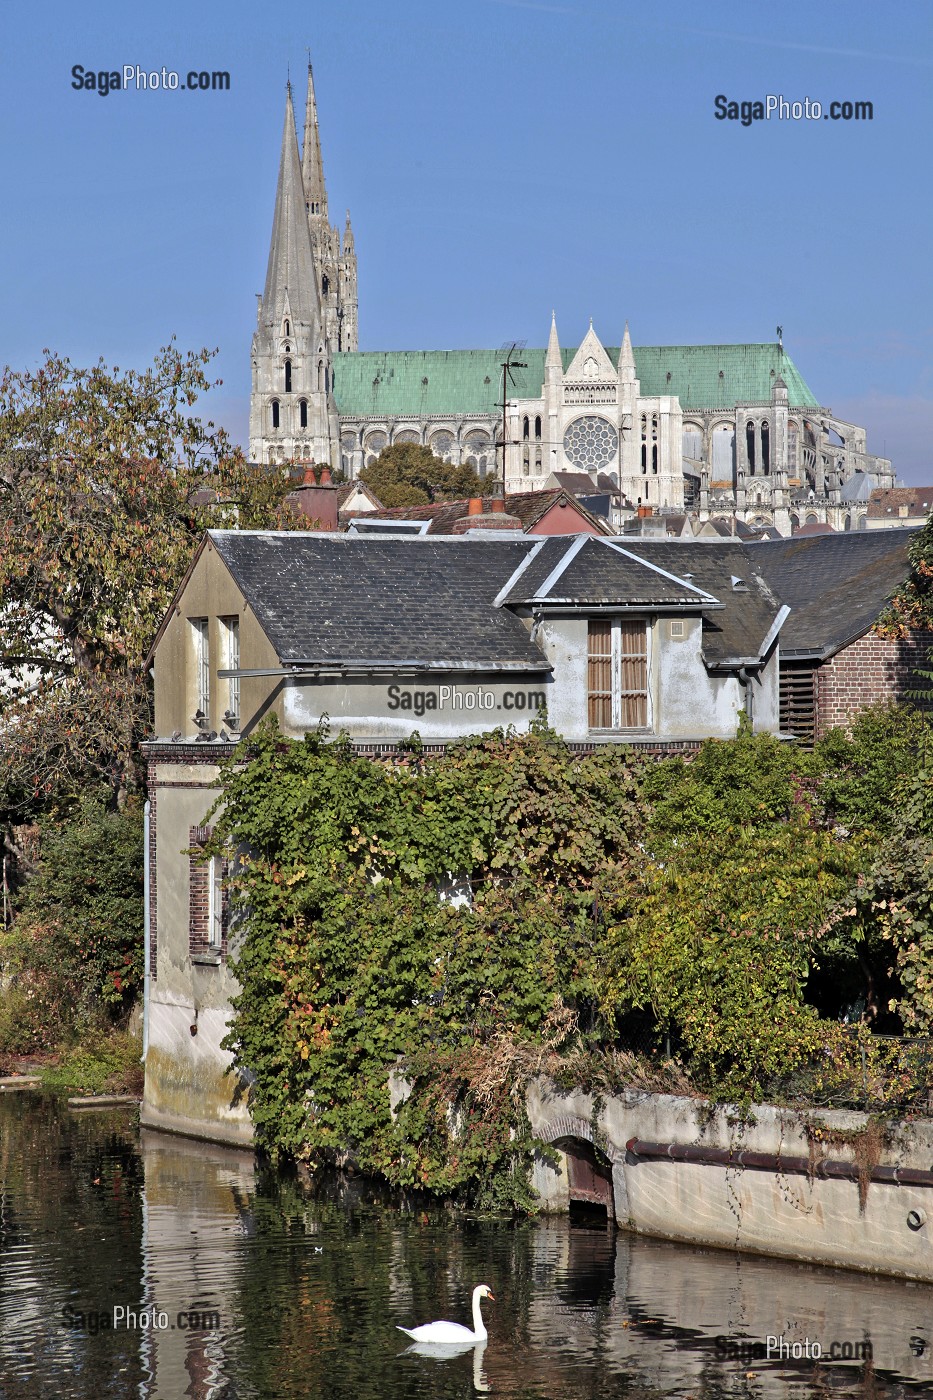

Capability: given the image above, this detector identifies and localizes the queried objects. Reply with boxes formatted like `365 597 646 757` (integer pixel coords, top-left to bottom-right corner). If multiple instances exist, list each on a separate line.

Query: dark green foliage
815 704 928 837
207 719 642 1208
359 441 495 508
0 796 143 1050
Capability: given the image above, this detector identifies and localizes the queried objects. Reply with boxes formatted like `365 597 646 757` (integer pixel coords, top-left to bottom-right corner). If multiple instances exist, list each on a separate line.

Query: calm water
0 1094 930 1400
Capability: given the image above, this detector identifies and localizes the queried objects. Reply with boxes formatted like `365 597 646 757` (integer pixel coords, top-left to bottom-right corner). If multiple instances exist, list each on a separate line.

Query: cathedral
249 68 894 536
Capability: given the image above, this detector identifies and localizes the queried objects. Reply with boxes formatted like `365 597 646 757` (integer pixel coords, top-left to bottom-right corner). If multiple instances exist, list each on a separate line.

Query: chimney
467 497 484 516
303 465 318 486
636 504 653 518
490 497 505 514
319 465 333 486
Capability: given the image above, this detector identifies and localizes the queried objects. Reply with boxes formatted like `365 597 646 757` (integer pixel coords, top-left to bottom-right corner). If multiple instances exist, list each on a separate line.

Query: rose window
563 416 618 470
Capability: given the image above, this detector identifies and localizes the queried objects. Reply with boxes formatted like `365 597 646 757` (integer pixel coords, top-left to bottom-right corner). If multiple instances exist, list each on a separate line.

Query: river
0 1093 929 1399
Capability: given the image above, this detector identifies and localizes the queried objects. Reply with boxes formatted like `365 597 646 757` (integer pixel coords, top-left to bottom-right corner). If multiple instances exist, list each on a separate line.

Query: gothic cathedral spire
249 83 339 469
301 63 328 223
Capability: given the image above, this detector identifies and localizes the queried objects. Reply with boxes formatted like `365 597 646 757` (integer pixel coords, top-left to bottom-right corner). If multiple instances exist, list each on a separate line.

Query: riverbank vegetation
194 705 933 1210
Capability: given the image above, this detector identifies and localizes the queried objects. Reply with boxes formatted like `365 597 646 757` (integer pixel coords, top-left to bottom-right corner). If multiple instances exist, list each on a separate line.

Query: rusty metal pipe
625 1138 933 1188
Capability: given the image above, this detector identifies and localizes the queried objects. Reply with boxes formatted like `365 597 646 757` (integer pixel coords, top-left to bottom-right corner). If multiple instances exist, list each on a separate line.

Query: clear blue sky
2 0 931 478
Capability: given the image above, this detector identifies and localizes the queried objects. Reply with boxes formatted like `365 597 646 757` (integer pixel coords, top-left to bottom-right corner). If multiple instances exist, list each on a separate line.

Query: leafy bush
0 796 143 1050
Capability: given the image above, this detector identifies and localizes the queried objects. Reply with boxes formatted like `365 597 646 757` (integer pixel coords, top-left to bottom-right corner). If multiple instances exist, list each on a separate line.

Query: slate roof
330 344 819 418
751 529 915 659
615 540 787 665
208 531 550 673
344 490 611 536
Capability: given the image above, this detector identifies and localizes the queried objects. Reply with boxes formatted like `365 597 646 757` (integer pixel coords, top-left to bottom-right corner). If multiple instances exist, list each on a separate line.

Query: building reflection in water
139 1127 255 1400
527 1217 933 1394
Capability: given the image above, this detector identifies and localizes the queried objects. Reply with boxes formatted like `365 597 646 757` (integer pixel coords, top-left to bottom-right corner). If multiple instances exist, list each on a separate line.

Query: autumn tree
0 343 302 821
359 441 495 508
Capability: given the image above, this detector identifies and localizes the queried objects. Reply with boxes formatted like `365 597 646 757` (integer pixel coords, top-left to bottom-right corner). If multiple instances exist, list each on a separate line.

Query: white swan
397 1283 495 1344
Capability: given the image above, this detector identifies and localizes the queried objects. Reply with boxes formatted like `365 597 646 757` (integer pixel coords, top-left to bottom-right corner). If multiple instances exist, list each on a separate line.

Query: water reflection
1 1093 932 1398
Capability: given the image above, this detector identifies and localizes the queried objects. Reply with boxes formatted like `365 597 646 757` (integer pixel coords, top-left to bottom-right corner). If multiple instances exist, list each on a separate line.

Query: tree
358 441 495 508
875 509 933 636
0 343 304 818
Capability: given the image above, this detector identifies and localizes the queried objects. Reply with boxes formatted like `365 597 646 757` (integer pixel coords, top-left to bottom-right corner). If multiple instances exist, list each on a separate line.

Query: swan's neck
471 1288 488 1340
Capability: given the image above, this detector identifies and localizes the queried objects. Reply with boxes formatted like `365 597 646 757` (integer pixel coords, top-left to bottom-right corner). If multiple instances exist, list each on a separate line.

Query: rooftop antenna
776 324 783 349
496 341 527 495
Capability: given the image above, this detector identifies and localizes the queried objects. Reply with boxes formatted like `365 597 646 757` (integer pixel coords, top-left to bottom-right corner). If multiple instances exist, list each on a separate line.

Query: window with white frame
587 619 650 730
219 616 240 726
190 618 210 721
207 855 224 949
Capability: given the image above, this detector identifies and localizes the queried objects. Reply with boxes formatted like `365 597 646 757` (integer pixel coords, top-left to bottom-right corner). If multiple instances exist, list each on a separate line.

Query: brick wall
815 631 933 736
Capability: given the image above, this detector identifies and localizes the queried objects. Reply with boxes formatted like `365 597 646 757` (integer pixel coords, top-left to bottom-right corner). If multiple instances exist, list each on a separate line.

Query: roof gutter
218 660 553 679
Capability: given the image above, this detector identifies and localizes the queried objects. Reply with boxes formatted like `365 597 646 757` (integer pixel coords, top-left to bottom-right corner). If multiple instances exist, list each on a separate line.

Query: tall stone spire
261 83 321 333
545 311 561 370
618 320 636 385
301 63 328 222
343 208 354 253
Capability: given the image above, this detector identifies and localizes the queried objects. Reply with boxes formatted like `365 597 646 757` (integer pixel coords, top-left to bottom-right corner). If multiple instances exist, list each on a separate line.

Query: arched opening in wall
535 415 542 440
430 431 455 461
712 424 735 476
554 1136 615 1225
522 446 530 477
651 415 659 474
467 455 478 471
284 320 290 337
746 421 756 472
828 427 845 447
790 513 800 531
299 399 308 429
284 360 292 394
478 456 488 478
761 420 770 474
535 448 542 473
682 426 703 460
318 360 325 391
523 416 529 440
322 274 330 298
844 514 852 531
806 513 819 525
271 399 280 430
787 421 798 468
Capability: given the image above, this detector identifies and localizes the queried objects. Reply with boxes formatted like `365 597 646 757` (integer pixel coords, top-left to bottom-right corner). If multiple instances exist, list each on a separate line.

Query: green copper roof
331 344 820 418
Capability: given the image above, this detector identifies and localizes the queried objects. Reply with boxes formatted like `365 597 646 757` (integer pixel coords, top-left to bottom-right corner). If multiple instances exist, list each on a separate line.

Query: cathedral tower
249 84 339 467
301 64 358 355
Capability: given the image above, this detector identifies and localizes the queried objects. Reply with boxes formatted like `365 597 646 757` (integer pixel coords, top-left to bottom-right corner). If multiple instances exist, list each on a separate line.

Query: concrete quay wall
527 1079 933 1282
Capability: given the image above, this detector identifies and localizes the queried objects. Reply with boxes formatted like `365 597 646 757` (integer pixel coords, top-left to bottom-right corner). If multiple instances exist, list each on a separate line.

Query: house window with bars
587 619 650 730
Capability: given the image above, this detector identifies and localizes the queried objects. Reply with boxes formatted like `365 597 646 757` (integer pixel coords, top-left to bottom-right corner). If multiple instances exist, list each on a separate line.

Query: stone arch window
746 421 756 472
789 513 800 531
464 430 492 458
641 415 647 473
322 274 330 298
651 415 658 474
284 360 292 394
522 446 530 477
787 420 798 466
844 514 852 531
363 430 387 456
430 430 455 461
535 415 542 440
478 456 488 478
394 429 420 445
523 416 529 440
318 360 325 391
467 455 478 470
271 399 280 430
284 320 290 336
683 425 703 460
299 399 308 429
535 447 542 473
761 420 770 474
